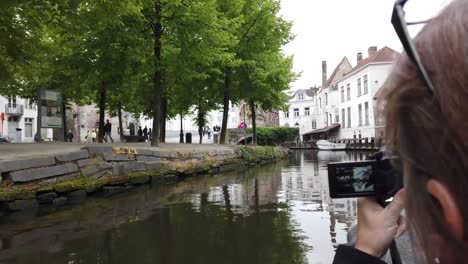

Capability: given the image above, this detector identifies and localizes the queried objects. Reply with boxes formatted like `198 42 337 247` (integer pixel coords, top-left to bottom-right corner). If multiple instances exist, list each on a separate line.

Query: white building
0 96 38 142
335 46 399 139
278 88 317 136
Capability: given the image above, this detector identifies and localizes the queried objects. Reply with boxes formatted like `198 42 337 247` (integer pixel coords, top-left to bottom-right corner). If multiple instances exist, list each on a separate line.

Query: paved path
0 141 233 161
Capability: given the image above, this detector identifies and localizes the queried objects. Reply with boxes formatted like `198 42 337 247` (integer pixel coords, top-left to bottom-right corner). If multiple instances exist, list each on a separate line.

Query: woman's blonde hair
384 0 468 262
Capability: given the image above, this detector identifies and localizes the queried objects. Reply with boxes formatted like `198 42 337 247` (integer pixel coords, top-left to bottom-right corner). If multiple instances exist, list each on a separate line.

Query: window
347 107 351 128
312 120 317 129
298 93 304 100
335 115 339 123
319 98 322 109
329 114 332 125
8 96 17 108
358 104 363 126
8 116 19 122
325 93 328 105
341 109 345 128
25 118 33 137
357 78 362 97
364 75 368 94
346 84 351 101
304 107 310 116
284 111 289 118
340 86 345 102
365 102 369 125
325 112 328 125
294 108 299 117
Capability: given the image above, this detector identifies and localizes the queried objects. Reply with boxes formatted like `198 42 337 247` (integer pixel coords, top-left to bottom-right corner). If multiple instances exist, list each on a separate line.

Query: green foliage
0 0 296 140
246 127 299 146
239 146 282 163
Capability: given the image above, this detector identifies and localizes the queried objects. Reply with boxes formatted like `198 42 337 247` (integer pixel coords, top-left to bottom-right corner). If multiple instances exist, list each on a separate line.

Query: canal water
0 150 369 264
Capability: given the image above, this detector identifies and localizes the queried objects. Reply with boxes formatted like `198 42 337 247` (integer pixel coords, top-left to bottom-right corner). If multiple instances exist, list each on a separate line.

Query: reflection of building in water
190 166 282 215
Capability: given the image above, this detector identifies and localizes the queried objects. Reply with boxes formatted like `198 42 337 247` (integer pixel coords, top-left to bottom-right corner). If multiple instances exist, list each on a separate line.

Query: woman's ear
426 179 463 241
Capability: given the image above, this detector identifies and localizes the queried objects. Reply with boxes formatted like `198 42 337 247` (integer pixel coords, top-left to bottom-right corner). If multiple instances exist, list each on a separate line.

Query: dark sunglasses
391 0 435 95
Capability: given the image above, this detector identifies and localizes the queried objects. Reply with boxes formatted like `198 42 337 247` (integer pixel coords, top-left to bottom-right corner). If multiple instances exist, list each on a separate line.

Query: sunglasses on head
391 0 435 95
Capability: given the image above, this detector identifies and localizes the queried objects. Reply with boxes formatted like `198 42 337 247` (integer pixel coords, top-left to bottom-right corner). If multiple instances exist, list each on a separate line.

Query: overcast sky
279 0 452 90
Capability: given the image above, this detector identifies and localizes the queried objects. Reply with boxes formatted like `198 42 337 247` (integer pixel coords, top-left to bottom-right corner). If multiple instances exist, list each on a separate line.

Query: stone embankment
0 145 289 212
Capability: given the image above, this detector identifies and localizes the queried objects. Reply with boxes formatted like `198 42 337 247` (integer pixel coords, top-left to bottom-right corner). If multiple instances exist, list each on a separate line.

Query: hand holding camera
354 189 406 258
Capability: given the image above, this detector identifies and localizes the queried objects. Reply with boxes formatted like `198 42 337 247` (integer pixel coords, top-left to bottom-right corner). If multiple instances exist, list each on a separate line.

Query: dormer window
298 93 304 100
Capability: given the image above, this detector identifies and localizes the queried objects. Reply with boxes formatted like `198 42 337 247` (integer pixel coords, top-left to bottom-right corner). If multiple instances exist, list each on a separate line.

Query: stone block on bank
136 156 161 162
77 157 103 168
120 162 146 173
0 157 56 173
104 154 135 162
145 161 172 172
152 151 180 159
81 165 101 177
55 150 89 163
81 146 113 155
9 163 79 183
135 148 153 156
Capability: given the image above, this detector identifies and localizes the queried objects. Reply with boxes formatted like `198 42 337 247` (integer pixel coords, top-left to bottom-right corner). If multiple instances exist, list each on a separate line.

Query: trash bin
213 133 219 144
16 128 22 143
185 132 192 144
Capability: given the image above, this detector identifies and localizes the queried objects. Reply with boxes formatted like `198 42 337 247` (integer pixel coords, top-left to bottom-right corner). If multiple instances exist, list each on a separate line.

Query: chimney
322 61 327 87
357 52 363 63
368 46 378 57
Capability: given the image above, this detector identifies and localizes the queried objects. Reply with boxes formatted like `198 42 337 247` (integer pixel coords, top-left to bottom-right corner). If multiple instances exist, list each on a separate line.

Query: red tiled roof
346 47 400 76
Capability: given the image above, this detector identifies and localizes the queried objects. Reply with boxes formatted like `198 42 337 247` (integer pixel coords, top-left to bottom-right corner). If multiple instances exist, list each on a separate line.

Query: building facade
278 88 317 136
335 46 399 139
0 96 38 142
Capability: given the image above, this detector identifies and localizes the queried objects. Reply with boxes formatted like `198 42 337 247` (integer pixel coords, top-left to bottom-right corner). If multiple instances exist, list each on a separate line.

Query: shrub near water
247 127 299 146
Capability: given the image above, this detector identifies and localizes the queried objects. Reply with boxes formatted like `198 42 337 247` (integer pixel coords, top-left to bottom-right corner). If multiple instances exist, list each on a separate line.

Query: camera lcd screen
328 161 375 198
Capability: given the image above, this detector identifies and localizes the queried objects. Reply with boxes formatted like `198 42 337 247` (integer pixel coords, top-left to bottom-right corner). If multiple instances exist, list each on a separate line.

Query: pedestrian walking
137 126 143 137
67 130 74 142
104 119 114 143
91 130 97 143
148 128 152 141
206 126 211 139
143 126 148 141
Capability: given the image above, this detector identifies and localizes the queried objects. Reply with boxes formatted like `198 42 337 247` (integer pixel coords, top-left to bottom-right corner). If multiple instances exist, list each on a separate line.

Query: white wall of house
0 96 38 142
279 90 316 136
336 63 393 139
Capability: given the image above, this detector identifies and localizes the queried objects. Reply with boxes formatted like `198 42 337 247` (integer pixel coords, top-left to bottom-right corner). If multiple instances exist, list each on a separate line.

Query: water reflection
0 150 368 264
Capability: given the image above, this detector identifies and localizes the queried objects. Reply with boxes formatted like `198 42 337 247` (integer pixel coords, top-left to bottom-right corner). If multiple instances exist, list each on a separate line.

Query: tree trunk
249 100 257 145
219 67 231 144
98 83 107 143
118 104 124 142
151 0 163 147
160 95 167 142
179 111 184 143
62 96 67 142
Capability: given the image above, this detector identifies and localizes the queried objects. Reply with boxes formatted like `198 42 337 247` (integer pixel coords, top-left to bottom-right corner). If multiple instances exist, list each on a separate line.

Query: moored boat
316 140 347 150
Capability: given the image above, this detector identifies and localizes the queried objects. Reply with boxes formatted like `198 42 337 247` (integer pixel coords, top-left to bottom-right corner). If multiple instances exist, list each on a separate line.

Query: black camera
327 151 403 200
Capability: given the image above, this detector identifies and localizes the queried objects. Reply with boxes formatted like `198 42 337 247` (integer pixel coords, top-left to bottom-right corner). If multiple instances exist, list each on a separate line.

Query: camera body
328 155 402 200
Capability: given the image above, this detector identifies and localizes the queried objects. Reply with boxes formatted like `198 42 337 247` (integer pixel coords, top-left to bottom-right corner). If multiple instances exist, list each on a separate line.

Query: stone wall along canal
0 145 289 212
0 150 367 264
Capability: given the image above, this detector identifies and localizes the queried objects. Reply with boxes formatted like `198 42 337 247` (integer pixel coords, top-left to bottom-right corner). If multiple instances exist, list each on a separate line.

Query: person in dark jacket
334 1 468 263
67 130 74 142
137 126 143 137
143 126 148 142
104 119 113 143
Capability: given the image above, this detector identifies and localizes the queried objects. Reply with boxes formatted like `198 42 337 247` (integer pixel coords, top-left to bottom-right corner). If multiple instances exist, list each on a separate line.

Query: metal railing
5 104 24 116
